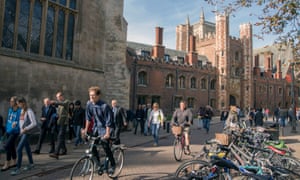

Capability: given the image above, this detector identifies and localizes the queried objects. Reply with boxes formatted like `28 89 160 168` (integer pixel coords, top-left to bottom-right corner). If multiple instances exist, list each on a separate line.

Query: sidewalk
0 117 299 179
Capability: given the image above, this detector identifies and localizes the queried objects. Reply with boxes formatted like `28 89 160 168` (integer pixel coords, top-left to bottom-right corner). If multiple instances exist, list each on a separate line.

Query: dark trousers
114 126 121 144
35 127 49 151
4 133 18 161
49 125 57 152
55 125 67 155
68 123 75 140
134 119 144 134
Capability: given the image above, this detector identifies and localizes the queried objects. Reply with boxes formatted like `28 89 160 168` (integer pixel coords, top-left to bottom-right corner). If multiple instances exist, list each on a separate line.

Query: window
174 97 182 108
137 95 147 105
164 54 170 62
138 71 147 85
201 78 207 89
197 60 202 67
187 97 194 108
210 79 216 90
269 86 273 94
151 96 160 105
279 88 282 95
1 0 77 60
190 77 196 89
141 50 150 57
165 74 174 87
235 51 239 61
210 99 216 108
179 76 185 88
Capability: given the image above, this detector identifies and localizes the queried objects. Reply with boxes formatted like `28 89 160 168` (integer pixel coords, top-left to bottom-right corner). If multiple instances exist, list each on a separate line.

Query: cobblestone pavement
0 117 299 180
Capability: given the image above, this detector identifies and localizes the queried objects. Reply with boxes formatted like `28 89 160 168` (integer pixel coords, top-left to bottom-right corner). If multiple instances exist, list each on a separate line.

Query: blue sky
124 0 279 49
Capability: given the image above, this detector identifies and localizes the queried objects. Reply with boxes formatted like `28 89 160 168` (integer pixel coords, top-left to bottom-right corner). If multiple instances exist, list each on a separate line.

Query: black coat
113 106 127 128
73 107 85 127
41 105 56 129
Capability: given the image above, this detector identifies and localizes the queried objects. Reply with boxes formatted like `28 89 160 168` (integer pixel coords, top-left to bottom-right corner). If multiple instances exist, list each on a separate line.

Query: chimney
188 35 195 52
275 59 282 79
253 54 260 76
187 35 197 65
264 52 272 78
152 27 165 59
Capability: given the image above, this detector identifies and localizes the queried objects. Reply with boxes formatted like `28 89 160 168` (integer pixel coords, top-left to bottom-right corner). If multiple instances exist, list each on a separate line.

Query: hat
75 100 81 106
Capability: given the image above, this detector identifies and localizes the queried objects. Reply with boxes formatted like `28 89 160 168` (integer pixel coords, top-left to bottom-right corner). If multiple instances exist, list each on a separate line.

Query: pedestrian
49 91 70 159
32 97 56 154
220 107 229 128
72 100 85 147
1 96 20 171
171 100 193 155
11 97 37 176
82 86 116 175
202 105 213 133
254 108 264 127
248 108 255 127
279 107 288 127
224 105 238 131
197 107 205 130
67 102 75 143
143 103 151 136
111 99 127 145
148 103 164 146
273 105 280 123
134 104 144 135
0 114 5 165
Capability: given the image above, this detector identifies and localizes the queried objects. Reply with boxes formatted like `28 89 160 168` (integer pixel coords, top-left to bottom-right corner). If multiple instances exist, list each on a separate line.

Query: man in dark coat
33 97 56 154
254 108 264 127
111 99 127 145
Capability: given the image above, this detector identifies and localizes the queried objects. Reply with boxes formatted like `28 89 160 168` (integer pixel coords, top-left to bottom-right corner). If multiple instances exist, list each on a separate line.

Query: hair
153 102 159 108
10 96 18 105
17 97 28 115
88 86 101 95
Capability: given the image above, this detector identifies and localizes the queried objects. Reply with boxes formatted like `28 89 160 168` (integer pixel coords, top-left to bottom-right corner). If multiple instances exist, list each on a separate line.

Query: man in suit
111 99 127 145
33 97 56 154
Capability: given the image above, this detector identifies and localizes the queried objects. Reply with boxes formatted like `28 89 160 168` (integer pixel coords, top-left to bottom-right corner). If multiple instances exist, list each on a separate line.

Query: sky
124 0 279 50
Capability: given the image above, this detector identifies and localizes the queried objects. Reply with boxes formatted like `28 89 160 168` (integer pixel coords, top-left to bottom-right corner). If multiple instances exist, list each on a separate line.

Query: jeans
202 118 211 133
74 125 83 146
4 133 18 161
55 125 67 155
279 117 286 127
151 123 160 145
16 134 34 169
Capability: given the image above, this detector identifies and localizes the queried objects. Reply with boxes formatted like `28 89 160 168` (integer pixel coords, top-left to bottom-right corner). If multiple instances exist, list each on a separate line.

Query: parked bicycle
69 135 125 179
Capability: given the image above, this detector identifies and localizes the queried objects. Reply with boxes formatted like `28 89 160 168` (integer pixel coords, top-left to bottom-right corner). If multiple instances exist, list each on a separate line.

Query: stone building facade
0 0 129 117
127 11 298 116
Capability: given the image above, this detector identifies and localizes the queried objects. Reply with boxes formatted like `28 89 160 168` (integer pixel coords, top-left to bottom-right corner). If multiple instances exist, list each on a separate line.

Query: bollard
166 122 170 133
279 126 284 137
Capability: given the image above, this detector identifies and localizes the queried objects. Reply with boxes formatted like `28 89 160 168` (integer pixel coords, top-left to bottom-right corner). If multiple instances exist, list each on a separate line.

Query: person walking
2 96 20 171
224 105 239 131
254 108 264 127
82 86 116 175
143 103 151 136
32 97 56 154
111 99 127 145
11 97 37 176
49 91 70 159
220 107 229 128
134 104 144 135
248 108 255 127
148 103 164 146
73 100 85 147
171 100 193 155
67 102 75 143
202 105 213 133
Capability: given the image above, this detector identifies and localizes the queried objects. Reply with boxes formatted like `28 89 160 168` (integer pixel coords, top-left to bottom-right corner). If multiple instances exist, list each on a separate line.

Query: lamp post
290 61 297 133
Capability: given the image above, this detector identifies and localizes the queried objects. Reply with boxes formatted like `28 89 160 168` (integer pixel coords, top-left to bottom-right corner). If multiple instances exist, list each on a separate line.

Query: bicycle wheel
175 160 227 180
70 156 94 180
108 147 124 178
174 137 183 161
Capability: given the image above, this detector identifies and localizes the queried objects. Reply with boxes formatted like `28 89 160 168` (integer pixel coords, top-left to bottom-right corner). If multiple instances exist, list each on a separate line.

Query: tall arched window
165 74 174 87
201 78 207 89
190 77 196 89
179 76 185 88
1 0 77 60
138 71 147 85
210 79 216 90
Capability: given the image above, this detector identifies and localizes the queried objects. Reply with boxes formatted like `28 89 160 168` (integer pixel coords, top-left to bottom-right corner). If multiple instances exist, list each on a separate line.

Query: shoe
49 153 59 159
23 164 34 171
60 151 67 155
10 168 21 176
49 150 54 154
1 165 10 171
32 150 40 154
9 164 17 168
108 166 115 176
153 143 158 147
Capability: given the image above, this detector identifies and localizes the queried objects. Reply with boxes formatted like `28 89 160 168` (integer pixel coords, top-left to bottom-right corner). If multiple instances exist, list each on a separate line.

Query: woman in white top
10 97 37 176
148 103 164 146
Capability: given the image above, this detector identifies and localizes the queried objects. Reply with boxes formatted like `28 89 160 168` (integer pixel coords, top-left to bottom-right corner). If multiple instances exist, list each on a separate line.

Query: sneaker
23 164 34 171
153 143 158 147
32 150 40 154
108 166 115 176
10 168 21 176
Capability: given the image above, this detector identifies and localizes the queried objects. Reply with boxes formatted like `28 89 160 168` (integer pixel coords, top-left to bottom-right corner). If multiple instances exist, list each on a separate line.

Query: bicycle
69 135 125 179
172 125 191 161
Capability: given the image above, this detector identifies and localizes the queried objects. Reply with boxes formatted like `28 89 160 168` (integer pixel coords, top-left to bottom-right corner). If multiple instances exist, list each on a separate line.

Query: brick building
127 11 298 116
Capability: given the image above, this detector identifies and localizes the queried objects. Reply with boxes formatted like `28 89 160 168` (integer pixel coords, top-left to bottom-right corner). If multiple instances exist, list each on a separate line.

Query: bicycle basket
215 133 231 145
172 126 183 135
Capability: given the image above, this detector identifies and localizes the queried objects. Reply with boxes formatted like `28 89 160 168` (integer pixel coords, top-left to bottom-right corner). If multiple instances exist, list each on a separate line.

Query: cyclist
171 100 193 155
82 86 116 175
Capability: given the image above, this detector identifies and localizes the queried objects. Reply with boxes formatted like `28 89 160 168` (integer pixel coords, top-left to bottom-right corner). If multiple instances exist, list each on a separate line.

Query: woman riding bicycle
171 100 193 155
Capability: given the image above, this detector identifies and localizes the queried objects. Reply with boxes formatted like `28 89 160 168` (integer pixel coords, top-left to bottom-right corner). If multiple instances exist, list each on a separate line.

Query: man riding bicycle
82 86 116 175
171 100 193 155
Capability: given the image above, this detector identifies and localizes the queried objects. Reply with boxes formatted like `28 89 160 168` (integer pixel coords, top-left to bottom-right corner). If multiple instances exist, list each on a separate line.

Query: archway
229 95 236 106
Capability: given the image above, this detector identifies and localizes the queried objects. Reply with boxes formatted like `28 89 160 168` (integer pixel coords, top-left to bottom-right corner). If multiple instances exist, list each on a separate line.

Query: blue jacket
6 107 21 134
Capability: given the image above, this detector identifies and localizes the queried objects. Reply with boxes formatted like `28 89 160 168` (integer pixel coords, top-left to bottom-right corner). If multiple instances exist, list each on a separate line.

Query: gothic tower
240 23 253 109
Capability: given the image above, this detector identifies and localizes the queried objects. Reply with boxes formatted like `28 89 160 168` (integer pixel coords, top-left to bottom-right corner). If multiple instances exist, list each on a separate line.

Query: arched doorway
229 95 236 106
